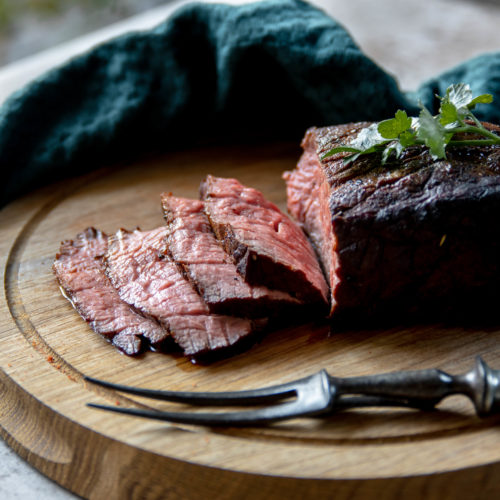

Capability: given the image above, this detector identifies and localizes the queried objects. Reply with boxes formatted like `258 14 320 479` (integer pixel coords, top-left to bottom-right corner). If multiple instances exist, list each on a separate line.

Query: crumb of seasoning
47 355 54 363
7 363 12 368
115 401 121 406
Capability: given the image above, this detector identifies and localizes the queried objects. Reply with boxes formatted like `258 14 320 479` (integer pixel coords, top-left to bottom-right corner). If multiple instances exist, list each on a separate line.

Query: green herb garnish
323 83 500 165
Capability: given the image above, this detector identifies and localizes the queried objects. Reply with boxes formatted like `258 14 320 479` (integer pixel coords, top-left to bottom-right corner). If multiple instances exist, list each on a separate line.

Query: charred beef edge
314 121 500 324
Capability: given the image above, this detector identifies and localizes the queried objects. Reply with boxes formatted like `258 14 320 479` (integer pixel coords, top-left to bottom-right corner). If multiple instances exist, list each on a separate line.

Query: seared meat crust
285 122 500 319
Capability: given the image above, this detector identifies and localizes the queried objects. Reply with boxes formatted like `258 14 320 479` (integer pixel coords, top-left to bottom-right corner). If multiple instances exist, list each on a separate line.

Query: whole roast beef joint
284 121 500 320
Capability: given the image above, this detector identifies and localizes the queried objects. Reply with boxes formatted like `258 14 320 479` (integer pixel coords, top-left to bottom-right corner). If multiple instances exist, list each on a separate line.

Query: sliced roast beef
161 194 302 317
53 228 168 355
104 227 261 356
200 175 329 306
284 122 500 319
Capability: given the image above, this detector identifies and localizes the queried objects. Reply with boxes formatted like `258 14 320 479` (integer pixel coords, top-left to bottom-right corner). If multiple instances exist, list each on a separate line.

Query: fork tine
84 374 316 406
87 398 323 426
86 371 335 425
87 395 431 427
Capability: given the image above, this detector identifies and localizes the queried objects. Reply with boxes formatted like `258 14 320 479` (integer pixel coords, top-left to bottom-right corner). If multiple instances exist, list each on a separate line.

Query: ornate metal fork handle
85 357 500 426
331 356 500 416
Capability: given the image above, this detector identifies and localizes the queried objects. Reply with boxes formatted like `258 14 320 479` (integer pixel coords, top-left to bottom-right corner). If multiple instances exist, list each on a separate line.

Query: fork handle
330 356 500 416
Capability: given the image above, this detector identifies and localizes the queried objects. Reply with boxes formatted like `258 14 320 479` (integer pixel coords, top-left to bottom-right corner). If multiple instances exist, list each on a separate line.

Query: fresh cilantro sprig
323 83 500 165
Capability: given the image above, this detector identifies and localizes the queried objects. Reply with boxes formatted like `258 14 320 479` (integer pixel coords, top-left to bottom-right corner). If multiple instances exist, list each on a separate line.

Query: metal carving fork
85 356 500 426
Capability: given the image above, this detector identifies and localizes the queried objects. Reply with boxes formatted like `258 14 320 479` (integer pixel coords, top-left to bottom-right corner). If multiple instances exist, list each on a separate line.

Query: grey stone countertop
2 0 500 498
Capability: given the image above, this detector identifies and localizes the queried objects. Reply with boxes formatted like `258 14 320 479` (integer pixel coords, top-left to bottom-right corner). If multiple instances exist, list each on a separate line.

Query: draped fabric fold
1 0 499 207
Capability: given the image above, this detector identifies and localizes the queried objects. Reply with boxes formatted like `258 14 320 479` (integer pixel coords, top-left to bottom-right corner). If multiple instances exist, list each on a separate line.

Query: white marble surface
0 438 77 499
2 0 500 498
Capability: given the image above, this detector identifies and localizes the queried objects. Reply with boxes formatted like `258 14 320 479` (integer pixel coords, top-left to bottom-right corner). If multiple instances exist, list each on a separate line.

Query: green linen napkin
1 0 499 207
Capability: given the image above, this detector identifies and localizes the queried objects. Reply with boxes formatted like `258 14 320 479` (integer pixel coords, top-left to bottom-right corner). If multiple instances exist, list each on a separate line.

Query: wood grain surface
1 143 500 499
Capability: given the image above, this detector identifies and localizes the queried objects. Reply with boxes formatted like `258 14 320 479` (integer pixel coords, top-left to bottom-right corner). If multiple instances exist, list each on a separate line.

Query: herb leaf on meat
378 109 412 139
417 106 451 159
322 83 500 164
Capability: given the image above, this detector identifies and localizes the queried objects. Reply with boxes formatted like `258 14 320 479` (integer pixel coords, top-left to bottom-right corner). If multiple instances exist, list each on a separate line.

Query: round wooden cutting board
1 143 500 500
